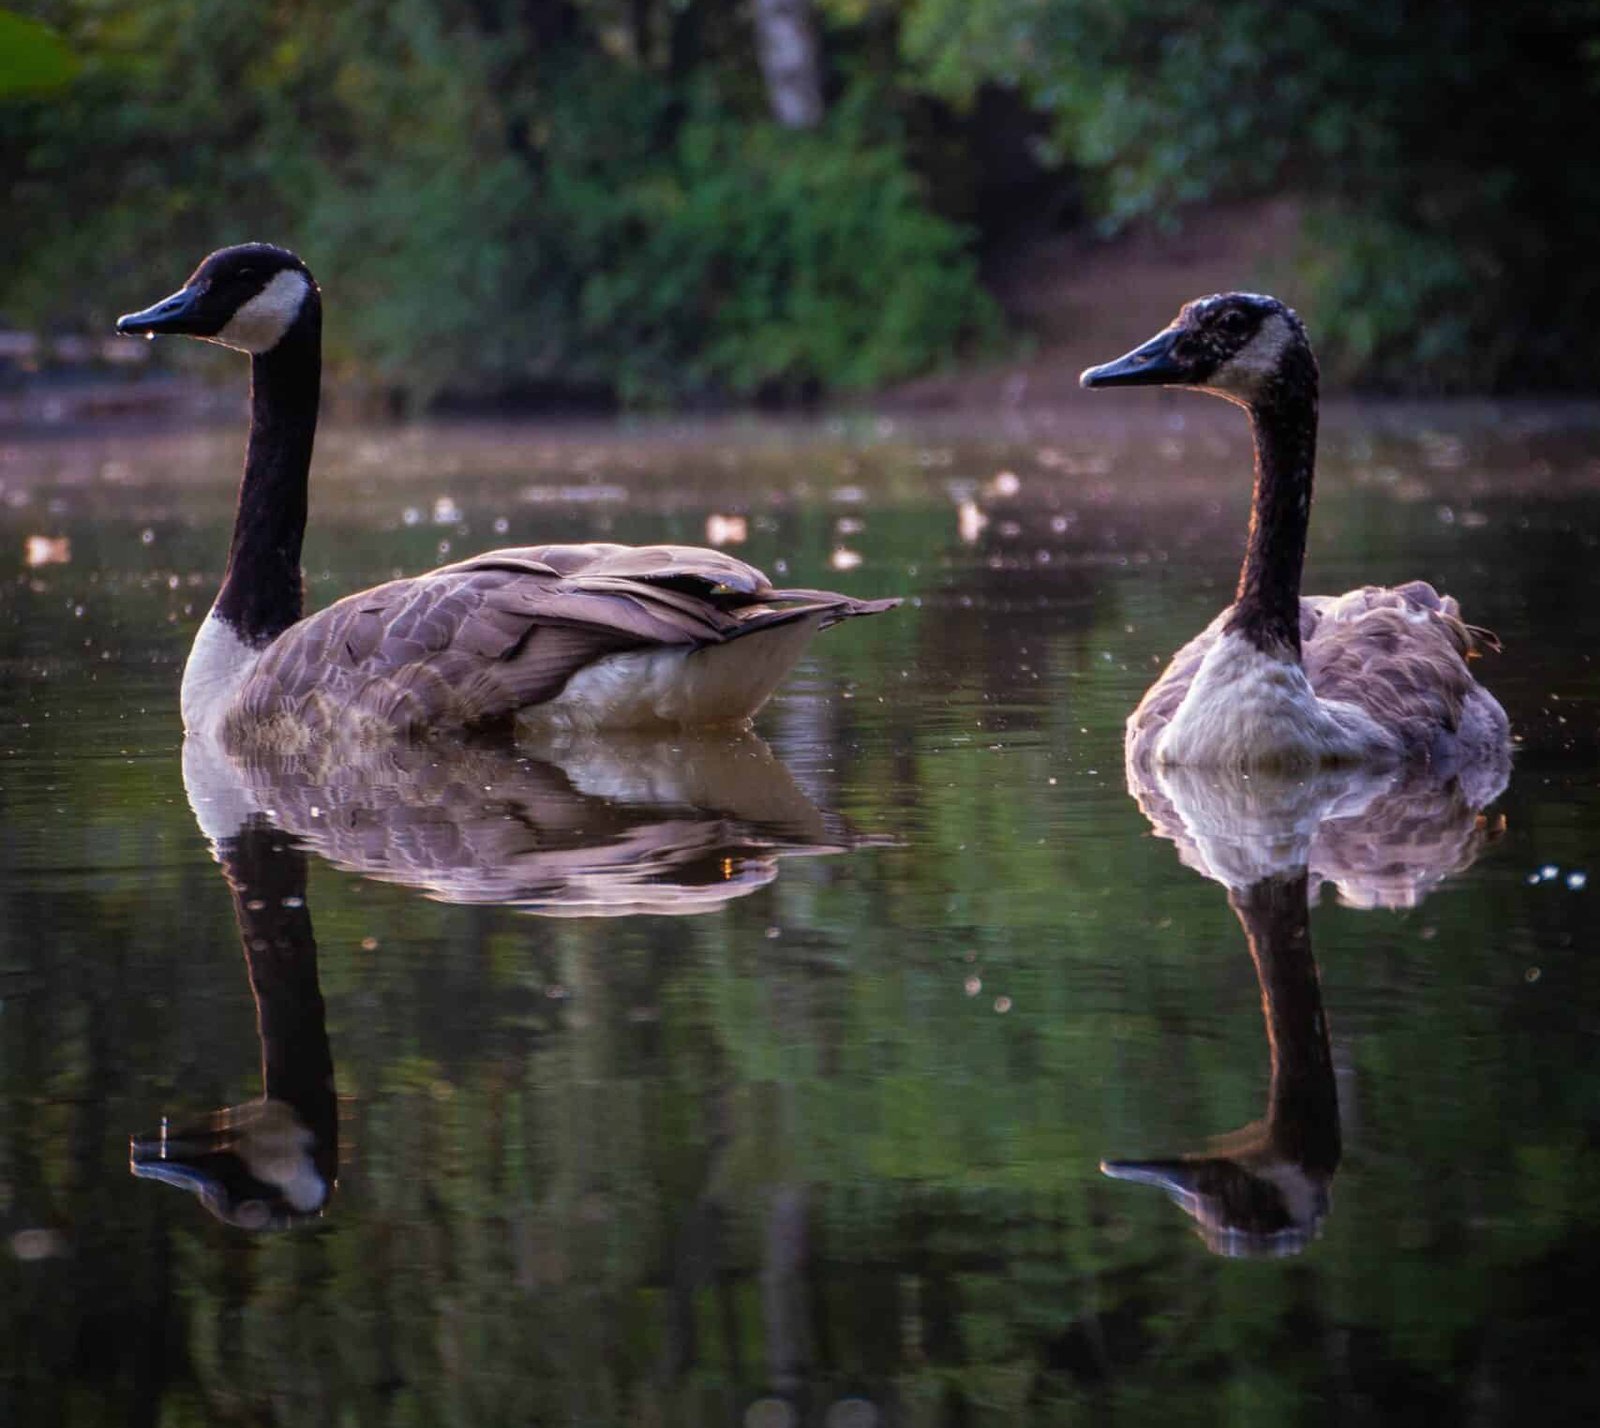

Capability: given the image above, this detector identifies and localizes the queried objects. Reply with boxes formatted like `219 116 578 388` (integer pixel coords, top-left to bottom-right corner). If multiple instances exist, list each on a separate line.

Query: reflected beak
1100 1157 1204 1197
1080 326 1189 389
116 283 209 337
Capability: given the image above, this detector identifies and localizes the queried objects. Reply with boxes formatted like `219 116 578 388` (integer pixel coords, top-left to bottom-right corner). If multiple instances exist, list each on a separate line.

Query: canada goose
1081 293 1510 772
116 244 899 744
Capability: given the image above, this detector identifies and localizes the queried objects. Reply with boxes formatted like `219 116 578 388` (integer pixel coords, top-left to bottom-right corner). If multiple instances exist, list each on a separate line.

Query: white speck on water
432 496 462 524
965 976 981 996
994 996 1012 1014
1568 871 1587 890
140 528 155 545
1541 864 1560 881
765 926 781 940
402 506 421 526
493 516 510 534
1526 967 1541 983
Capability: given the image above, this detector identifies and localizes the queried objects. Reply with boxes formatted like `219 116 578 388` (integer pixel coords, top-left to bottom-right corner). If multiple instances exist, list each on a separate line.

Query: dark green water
2 404 1598 1425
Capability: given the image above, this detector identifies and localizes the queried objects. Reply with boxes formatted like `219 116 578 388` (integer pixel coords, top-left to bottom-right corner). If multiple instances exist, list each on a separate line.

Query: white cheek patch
211 269 309 354
1205 312 1294 400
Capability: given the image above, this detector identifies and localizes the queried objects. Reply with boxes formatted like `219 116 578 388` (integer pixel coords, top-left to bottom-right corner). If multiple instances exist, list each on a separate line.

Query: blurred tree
0 0 993 404
887 0 1600 391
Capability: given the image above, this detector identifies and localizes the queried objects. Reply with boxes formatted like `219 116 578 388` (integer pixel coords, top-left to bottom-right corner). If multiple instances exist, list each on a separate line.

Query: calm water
2 400 1598 1425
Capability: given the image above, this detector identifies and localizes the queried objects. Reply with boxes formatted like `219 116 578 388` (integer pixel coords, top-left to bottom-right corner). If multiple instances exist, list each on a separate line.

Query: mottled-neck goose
116 244 898 745
1081 293 1509 773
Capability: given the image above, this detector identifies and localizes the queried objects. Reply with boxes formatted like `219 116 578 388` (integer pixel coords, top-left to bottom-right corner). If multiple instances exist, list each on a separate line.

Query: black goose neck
214 297 321 646
1229 871 1340 1177
1224 345 1319 660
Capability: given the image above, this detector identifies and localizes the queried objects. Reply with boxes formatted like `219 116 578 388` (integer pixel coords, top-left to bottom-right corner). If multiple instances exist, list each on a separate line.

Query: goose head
116 242 317 356
1080 292 1314 410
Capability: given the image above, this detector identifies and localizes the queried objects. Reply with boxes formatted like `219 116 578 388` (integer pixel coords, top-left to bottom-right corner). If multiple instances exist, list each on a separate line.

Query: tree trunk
751 0 824 129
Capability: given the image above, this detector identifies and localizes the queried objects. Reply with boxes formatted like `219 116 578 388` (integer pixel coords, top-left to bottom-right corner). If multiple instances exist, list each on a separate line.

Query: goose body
117 245 897 746
1081 293 1509 773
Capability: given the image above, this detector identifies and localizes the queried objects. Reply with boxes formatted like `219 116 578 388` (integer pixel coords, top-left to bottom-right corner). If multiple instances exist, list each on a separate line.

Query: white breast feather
1156 631 1397 770
182 611 263 737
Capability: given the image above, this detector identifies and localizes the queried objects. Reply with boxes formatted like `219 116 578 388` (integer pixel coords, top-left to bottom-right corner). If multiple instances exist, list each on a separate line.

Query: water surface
2 401 1598 1424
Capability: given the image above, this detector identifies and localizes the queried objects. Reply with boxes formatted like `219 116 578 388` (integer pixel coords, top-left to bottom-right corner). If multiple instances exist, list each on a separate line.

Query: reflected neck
1224 352 1318 660
1229 871 1340 1175
213 304 321 647
220 821 338 1178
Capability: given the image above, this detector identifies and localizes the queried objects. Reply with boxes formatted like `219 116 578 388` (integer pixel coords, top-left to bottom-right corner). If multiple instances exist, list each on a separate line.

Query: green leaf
0 11 78 95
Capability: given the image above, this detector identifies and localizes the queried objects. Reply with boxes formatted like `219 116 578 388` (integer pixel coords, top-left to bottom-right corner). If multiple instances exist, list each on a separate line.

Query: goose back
224 543 896 744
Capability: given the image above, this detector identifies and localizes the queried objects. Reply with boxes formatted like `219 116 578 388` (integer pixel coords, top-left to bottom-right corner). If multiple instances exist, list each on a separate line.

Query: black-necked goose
1081 293 1510 773
117 244 898 744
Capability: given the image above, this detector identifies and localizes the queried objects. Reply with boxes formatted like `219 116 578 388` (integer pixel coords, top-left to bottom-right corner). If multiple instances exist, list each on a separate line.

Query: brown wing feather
1301 583 1504 762
226 544 898 740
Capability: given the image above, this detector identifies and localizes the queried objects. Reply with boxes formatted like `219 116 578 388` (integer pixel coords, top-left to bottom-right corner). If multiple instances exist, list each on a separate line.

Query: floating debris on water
24 535 70 567
705 513 747 546
957 499 987 544
830 547 863 572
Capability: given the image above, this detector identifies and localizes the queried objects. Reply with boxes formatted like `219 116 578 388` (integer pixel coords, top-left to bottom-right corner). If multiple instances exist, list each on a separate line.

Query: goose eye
1218 309 1250 337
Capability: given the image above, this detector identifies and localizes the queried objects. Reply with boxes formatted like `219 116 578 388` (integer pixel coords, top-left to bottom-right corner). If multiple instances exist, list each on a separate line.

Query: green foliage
892 0 1600 392
0 10 76 93
0 0 995 405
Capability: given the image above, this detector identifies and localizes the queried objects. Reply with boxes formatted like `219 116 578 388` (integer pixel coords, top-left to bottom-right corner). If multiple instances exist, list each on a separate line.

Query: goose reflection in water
130 820 336 1230
1103 759 1506 1257
132 731 882 1227
182 727 876 915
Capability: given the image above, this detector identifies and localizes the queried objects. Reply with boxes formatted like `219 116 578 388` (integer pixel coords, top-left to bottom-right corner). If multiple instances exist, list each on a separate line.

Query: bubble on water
1540 864 1560 881
1568 871 1588 890
994 996 1013 1014
402 506 421 526
965 976 982 997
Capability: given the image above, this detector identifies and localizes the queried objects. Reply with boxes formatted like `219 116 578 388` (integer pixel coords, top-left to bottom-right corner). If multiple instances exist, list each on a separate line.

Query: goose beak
1080 326 1188 389
116 283 209 337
